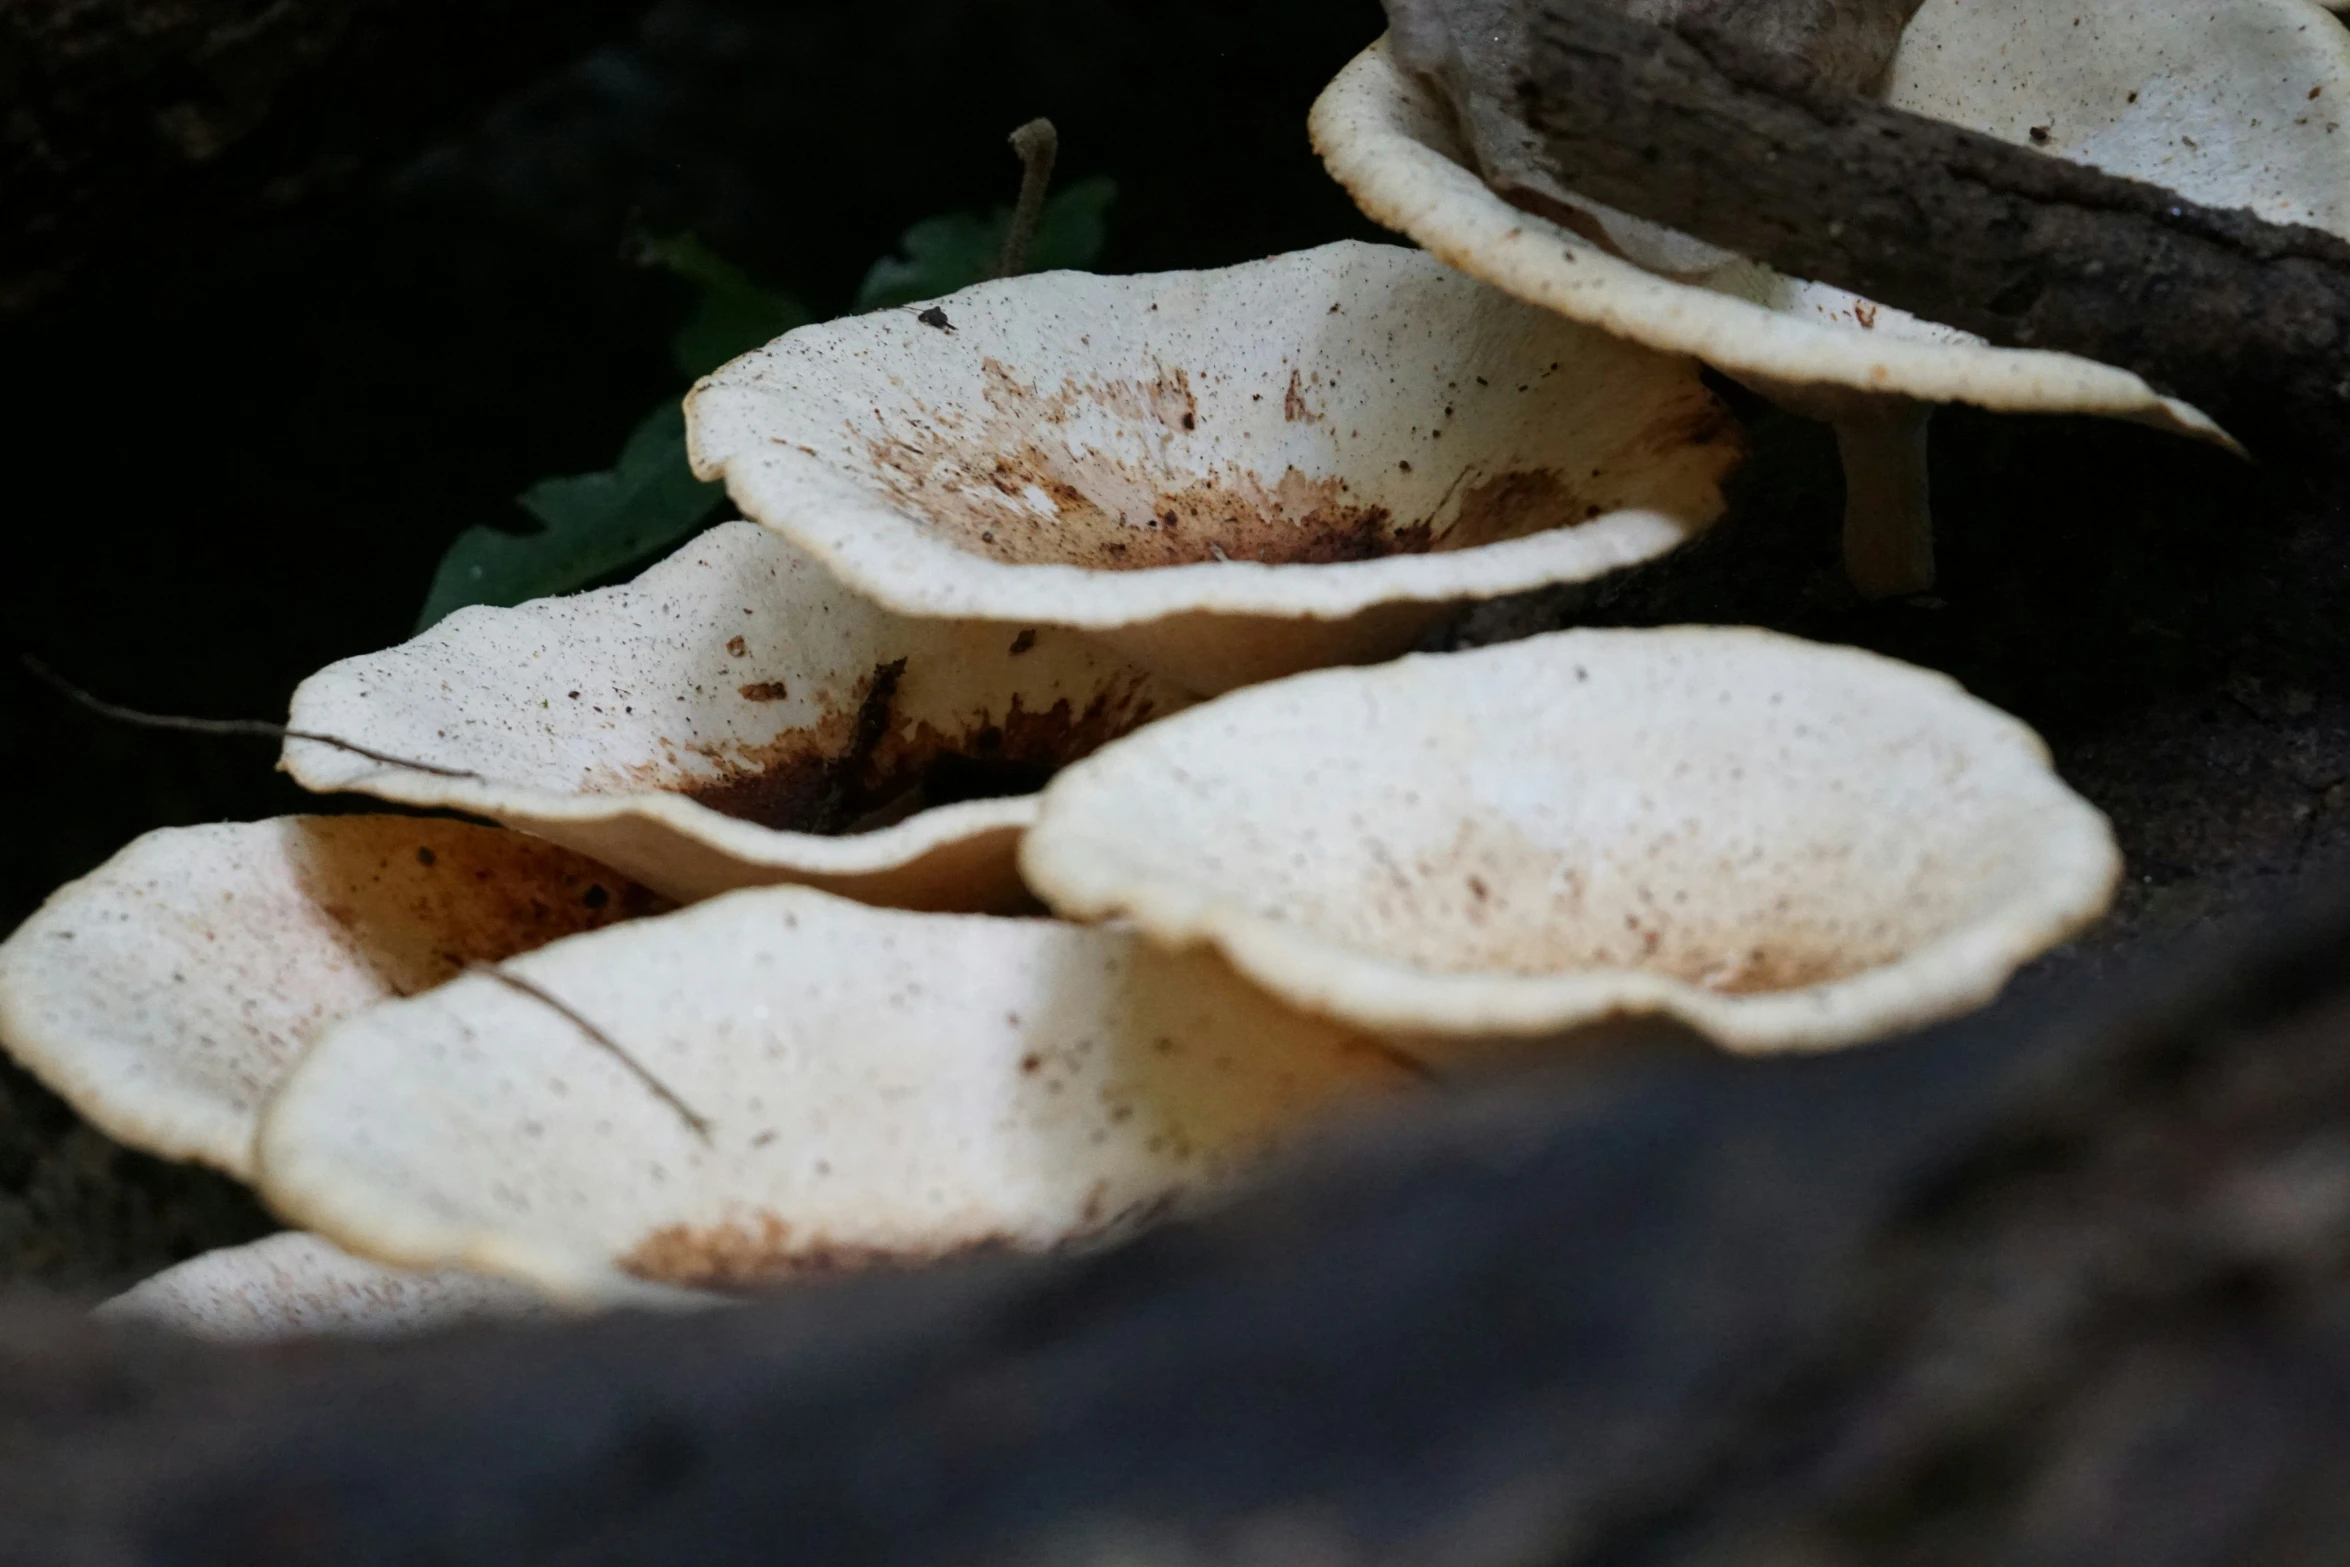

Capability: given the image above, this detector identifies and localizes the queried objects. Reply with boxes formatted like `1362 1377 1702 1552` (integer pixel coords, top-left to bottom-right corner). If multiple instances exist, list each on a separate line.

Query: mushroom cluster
5 2 2195 1334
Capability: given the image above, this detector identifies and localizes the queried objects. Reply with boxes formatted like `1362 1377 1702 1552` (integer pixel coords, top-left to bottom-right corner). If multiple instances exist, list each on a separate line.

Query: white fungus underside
1020 628 2120 1054
98 1232 550 1343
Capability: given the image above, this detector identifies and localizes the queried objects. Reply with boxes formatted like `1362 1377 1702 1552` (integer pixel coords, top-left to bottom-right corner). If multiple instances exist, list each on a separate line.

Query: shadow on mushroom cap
1019 628 2120 1056
686 241 1743 695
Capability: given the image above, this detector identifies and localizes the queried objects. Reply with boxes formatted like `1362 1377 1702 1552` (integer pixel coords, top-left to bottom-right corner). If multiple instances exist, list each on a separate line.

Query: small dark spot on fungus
726 636 748 658
1020 1054 1042 1074
583 884 610 910
1398 460 1413 472
917 306 956 332
567 690 581 700
2029 125 2051 144
1008 630 1038 655
415 846 437 867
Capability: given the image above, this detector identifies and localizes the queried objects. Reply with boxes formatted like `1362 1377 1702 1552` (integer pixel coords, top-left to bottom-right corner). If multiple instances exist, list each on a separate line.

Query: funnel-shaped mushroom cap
97 1232 550 1343
256 885 1415 1305
686 242 1742 695
0 817 658 1178
1020 629 2119 1054
285 522 1190 908
1320 0 2350 424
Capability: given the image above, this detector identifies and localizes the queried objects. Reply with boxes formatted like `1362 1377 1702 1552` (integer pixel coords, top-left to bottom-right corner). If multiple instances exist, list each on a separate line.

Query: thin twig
989 117 1059 280
470 963 715 1144
20 655 480 779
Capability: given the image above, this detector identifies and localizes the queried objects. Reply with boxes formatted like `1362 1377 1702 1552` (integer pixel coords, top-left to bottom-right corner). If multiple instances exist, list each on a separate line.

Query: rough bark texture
1471 0 2350 448
0 0 642 314
5 868 2350 1565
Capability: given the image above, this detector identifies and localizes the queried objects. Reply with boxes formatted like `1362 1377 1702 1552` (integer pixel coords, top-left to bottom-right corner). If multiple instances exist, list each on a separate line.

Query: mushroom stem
1833 399 1936 599
991 117 1059 280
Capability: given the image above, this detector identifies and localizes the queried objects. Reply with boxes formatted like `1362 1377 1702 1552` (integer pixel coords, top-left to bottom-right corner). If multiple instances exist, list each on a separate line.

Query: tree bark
1481 0 2350 449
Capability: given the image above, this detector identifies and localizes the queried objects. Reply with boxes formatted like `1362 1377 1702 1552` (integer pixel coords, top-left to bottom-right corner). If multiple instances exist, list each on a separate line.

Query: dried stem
990 117 1059 280
471 964 714 1144
21 655 480 779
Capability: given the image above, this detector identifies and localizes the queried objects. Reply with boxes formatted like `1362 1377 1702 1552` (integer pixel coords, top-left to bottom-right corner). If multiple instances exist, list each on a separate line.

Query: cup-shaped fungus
284 522 1191 908
1019 629 2119 1055
0 816 659 1178
99 1232 549 1343
685 241 1742 695
254 884 1419 1306
1313 0 2350 596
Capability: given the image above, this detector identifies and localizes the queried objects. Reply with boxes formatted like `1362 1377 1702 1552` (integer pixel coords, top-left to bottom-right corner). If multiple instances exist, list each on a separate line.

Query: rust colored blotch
677 661 1159 836
738 681 792 702
726 636 748 658
621 1211 1015 1290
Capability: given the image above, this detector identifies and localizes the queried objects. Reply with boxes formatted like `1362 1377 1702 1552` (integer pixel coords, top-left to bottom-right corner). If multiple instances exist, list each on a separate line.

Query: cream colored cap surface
98 1232 551 1342
1021 628 2119 1054
688 241 1741 694
257 885 1417 1306
0 816 656 1178
285 521 1189 908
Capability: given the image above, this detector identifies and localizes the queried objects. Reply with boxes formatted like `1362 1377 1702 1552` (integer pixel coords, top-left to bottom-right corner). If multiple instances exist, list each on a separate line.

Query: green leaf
415 402 725 632
855 176 1118 312
640 232 815 379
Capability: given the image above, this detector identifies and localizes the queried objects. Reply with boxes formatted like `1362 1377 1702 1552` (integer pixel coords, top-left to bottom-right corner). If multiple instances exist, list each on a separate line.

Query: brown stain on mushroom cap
861 353 1736 572
291 821 667 1001
1318 811 1920 995
670 661 1165 836
619 1213 1021 1290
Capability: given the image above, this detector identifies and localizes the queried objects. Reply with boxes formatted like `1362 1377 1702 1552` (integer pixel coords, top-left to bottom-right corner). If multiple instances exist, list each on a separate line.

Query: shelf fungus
99 1232 550 1343
685 241 1742 695
0 816 659 1179
253 885 1419 1306
1019 629 2120 1057
1314 0 2350 596
283 522 1191 909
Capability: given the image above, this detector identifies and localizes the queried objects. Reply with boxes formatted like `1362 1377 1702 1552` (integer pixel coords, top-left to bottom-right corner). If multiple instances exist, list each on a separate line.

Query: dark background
0 0 1391 940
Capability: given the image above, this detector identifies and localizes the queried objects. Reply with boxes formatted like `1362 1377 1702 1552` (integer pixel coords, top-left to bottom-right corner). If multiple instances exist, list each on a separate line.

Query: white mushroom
97 1232 550 1343
1312 0 2350 595
1019 628 2119 1056
0 816 657 1178
255 885 1418 1305
285 521 1191 908
687 241 1742 695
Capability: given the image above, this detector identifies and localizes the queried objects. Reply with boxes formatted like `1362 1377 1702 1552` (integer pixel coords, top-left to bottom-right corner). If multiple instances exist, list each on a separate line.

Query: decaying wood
1407 0 2350 448
8 857 2350 1564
